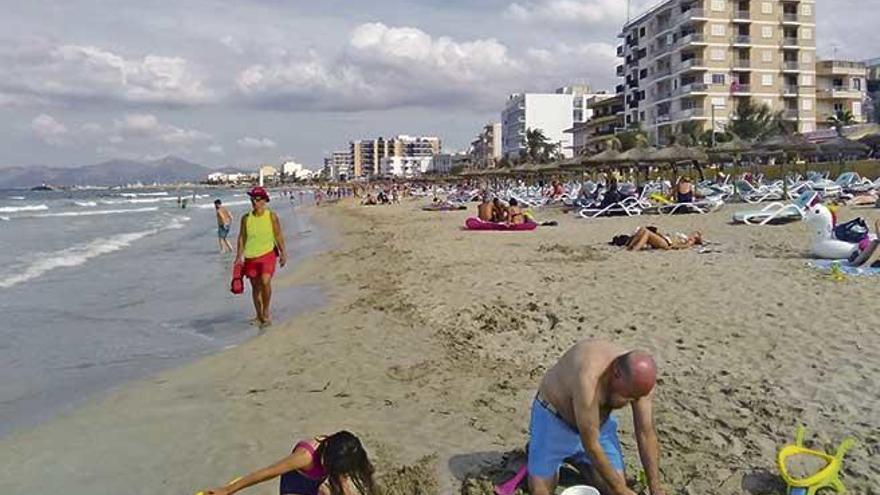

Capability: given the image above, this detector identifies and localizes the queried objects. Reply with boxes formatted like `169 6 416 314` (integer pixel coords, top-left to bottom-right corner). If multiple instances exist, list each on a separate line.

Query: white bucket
560 486 601 495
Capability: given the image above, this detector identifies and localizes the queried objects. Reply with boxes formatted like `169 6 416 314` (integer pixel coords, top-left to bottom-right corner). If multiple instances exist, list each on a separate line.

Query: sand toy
777 426 854 495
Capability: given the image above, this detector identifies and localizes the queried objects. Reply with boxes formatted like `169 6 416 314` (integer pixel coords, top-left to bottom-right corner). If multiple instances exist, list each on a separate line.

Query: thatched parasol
617 146 658 163
583 148 624 165
817 136 870 155
646 144 708 163
756 134 818 153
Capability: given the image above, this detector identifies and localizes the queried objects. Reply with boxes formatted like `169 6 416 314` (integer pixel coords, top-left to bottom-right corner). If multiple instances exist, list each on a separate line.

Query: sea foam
0 204 49 213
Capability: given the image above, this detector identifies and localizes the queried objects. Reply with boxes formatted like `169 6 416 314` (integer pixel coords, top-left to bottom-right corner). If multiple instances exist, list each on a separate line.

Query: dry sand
1 198 878 495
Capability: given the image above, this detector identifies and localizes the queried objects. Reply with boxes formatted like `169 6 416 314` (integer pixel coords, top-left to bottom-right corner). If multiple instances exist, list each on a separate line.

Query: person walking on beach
199 431 378 495
214 199 234 253
235 187 287 329
527 339 666 495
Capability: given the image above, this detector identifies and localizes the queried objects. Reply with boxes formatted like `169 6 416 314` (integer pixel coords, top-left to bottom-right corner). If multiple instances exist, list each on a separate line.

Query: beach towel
809 259 880 276
464 217 538 231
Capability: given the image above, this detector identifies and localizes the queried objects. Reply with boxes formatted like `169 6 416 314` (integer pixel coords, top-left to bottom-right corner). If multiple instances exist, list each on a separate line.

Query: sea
0 187 326 438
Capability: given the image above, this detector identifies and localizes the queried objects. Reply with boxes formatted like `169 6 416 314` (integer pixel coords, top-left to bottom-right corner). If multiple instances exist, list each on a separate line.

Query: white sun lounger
578 197 642 219
731 191 818 225
656 196 724 215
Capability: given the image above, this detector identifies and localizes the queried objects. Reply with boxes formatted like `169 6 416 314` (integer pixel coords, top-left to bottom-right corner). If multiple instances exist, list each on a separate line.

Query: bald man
528 340 666 495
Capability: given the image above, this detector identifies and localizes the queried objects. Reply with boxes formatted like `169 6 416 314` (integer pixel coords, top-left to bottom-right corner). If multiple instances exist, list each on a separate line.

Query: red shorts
243 251 277 279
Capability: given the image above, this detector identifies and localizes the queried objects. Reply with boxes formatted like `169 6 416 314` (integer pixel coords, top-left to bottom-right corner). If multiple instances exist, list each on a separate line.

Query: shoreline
1 199 877 494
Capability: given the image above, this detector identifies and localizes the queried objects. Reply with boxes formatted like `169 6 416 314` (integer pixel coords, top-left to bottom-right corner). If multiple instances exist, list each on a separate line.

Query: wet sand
1 198 877 494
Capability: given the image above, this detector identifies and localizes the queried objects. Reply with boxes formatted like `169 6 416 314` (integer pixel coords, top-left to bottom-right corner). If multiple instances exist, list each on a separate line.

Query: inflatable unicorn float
804 203 860 260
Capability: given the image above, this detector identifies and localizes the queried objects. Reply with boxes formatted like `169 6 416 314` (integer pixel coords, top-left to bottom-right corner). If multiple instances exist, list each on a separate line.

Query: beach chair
731 190 818 225
656 196 725 215
736 180 785 203
578 196 643 219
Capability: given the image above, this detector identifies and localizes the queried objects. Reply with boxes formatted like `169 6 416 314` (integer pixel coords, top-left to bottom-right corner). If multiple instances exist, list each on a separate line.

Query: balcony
677 108 706 118
783 109 800 119
782 85 800 96
680 8 706 21
678 82 709 95
656 89 673 100
616 65 625 76
655 43 674 55
733 35 752 45
679 58 705 70
782 37 799 47
657 113 672 123
731 84 752 94
733 58 752 70
678 33 706 46
654 66 673 78
782 61 803 71
817 87 864 99
733 11 751 21
617 45 624 56
782 13 801 24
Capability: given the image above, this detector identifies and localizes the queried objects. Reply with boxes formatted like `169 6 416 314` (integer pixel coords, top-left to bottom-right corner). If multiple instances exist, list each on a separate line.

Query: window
712 73 727 85
711 24 726 36
711 0 725 11
762 50 773 62
640 27 646 37
762 2 772 14
762 26 773 38
712 97 727 107
854 78 862 90
640 111 646 120
802 98 812 111
853 102 862 116
833 103 844 113
762 74 774 86
802 4 812 16
802 28 812 40
711 48 726 61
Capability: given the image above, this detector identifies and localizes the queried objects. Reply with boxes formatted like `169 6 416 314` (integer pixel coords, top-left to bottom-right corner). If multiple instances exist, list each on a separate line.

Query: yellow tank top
244 209 275 258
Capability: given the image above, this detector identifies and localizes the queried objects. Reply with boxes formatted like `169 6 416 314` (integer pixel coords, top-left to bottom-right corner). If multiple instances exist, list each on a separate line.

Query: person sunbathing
625 226 703 251
492 198 509 222
507 198 526 225
478 196 494 221
675 176 695 203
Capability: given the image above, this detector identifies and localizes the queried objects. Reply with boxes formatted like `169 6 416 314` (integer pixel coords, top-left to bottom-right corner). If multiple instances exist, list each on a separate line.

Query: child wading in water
200 431 377 495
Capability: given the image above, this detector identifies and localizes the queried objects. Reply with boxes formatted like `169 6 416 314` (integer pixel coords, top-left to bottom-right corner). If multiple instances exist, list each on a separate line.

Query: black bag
834 218 869 243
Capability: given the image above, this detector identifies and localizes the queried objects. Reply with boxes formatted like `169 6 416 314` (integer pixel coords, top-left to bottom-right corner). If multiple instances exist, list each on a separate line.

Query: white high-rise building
501 86 602 159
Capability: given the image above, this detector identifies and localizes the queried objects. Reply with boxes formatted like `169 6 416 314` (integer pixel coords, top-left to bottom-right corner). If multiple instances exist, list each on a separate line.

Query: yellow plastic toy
777 426 854 495
648 192 672 204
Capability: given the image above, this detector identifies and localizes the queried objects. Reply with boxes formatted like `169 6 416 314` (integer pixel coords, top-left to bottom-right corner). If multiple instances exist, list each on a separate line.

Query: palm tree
827 110 856 135
727 97 788 141
608 123 650 151
524 128 562 163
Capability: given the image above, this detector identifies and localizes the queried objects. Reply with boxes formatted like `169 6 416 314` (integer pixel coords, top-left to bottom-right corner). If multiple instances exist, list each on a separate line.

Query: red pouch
231 262 244 294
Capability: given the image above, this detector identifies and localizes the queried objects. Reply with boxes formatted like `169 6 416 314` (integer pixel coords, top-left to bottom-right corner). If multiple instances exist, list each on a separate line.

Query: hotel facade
617 0 818 144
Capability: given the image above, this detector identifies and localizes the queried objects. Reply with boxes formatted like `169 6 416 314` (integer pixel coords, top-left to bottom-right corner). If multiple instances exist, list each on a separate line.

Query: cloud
112 113 213 145
237 136 277 149
31 114 69 146
207 144 224 154
0 41 214 107
507 0 655 25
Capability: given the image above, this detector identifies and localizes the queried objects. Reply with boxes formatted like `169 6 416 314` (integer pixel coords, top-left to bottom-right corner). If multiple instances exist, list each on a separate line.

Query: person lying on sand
625 226 703 251
527 339 666 495
199 431 377 495
478 196 494 221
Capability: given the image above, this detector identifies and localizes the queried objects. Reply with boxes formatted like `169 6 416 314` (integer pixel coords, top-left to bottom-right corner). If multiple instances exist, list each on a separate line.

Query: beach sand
1 199 878 495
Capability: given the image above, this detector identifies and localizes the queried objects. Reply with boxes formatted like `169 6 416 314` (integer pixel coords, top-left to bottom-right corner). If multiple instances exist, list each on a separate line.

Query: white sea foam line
26 207 159 218
8 196 26 200
193 199 250 209
74 201 97 207
0 204 49 213
0 215 190 289
119 191 169 197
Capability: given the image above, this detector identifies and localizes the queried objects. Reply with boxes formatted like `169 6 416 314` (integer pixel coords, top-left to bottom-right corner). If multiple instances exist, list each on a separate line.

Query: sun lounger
736 180 785 203
655 196 724 215
731 191 818 225
578 197 642 219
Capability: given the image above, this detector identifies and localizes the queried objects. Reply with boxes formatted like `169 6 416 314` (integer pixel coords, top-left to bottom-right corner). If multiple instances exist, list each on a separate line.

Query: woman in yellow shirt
235 187 287 328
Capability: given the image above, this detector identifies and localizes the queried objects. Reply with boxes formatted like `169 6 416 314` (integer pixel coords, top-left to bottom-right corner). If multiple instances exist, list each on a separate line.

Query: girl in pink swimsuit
200 431 377 495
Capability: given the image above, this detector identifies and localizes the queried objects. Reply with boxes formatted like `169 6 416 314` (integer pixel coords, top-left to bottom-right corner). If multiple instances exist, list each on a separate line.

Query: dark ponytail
317 431 377 495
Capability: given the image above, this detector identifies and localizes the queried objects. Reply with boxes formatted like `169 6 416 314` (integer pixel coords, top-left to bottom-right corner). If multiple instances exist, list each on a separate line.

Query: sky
0 0 874 170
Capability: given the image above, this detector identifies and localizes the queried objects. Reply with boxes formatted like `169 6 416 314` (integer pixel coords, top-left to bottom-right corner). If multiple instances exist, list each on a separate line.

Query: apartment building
323 151 352 181
565 94 626 156
617 0 818 144
350 135 441 178
470 122 502 169
815 60 868 129
501 86 603 159
868 58 880 123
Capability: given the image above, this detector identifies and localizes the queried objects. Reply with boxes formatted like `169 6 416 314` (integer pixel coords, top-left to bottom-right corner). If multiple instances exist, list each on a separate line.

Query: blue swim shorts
218 224 231 239
527 397 624 478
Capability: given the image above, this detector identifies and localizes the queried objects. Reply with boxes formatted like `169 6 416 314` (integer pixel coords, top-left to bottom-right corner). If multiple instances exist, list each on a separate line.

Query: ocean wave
25 207 159 218
74 201 98 207
119 191 169 197
0 216 8 221
8 196 26 200
100 197 178 205
0 215 190 289
0 204 49 213
193 199 251 209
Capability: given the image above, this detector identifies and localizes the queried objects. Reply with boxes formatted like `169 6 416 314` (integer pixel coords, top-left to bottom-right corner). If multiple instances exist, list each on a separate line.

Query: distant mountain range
0 156 235 188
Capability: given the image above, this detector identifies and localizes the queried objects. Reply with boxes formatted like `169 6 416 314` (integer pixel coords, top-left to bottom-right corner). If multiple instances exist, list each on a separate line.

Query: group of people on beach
477 195 528 225
198 338 667 495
